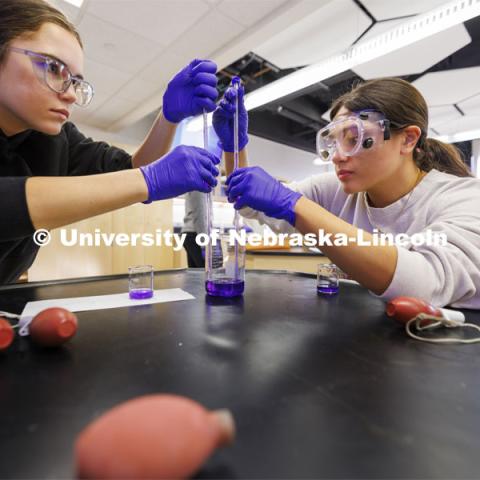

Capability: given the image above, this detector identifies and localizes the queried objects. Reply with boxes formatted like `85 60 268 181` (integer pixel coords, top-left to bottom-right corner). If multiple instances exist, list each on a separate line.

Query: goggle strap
383 119 391 140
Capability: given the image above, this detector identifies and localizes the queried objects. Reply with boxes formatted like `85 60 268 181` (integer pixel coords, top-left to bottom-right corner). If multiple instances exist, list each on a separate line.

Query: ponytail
415 137 473 178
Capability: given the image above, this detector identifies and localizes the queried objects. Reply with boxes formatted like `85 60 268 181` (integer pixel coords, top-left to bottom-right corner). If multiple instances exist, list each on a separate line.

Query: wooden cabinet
245 248 329 274
28 200 174 282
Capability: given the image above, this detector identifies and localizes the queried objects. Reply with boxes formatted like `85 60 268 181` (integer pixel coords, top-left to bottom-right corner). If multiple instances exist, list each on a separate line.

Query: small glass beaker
128 265 154 299
317 263 339 295
205 232 245 297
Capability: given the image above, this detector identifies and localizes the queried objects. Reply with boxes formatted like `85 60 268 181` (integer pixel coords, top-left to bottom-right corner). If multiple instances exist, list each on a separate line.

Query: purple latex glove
226 166 302 226
162 59 218 123
212 79 248 152
140 145 220 203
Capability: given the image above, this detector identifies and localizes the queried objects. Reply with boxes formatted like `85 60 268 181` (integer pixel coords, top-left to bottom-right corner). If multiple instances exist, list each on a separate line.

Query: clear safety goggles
316 110 391 162
9 47 94 107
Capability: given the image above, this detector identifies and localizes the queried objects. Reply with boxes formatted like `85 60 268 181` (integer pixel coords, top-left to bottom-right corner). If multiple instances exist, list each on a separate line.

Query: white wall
73 121 144 152
247 134 330 182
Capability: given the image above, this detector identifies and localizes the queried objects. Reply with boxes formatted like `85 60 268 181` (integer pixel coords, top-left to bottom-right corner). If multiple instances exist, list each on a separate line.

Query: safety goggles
316 110 391 162
9 47 94 107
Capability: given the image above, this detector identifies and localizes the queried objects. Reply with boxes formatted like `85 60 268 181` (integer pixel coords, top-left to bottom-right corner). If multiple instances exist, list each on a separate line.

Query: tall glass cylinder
205 78 245 297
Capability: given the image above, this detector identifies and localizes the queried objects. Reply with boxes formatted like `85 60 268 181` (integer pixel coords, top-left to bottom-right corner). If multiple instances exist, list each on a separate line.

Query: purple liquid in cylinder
129 288 153 300
206 279 244 297
317 285 339 295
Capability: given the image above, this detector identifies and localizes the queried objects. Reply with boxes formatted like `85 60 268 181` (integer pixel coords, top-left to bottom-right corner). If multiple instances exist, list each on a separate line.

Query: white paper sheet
19 288 194 335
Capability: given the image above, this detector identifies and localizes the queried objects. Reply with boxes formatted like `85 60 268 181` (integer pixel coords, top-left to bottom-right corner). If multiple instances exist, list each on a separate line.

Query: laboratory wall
246 134 327 181
28 135 174 281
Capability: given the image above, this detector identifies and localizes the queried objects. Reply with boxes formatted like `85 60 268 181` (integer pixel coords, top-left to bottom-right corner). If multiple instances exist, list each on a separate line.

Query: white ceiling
413 66 480 136
352 23 471 79
361 0 449 20
254 0 372 69
49 0 480 145
53 0 296 129
459 92 480 116
429 105 463 131
413 66 480 106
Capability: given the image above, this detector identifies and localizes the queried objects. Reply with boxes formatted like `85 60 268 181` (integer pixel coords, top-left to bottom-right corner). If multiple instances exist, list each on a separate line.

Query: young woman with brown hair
0 0 220 284
213 78 480 308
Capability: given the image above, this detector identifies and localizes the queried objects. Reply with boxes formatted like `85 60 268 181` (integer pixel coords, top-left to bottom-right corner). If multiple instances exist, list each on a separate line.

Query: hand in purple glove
226 166 302 226
162 59 218 123
140 145 220 203
212 78 248 152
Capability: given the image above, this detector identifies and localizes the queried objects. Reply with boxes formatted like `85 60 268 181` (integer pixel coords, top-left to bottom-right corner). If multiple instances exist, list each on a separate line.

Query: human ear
400 126 422 155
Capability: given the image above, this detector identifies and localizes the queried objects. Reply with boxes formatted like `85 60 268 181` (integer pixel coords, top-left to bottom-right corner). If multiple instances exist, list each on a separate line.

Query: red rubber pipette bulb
0 317 14 351
386 296 442 324
29 307 78 347
75 394 235 479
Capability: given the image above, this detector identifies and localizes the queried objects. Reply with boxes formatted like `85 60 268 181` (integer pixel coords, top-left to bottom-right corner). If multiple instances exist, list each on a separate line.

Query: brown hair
0 0 82 66
330 77 472 177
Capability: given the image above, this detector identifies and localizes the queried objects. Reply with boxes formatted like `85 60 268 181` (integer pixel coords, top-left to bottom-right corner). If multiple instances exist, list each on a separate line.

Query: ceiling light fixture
186 0 480 133
244 0 480 111
433 127 480 143
63 0 84 8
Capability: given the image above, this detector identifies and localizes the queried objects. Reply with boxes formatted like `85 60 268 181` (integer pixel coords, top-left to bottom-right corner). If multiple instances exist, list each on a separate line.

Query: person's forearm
294 196 398 295
224 149 248 176
26 169 149 230
132 112 177 168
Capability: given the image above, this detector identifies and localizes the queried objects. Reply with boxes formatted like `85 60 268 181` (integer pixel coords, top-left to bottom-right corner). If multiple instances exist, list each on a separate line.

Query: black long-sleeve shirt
0 122 132 284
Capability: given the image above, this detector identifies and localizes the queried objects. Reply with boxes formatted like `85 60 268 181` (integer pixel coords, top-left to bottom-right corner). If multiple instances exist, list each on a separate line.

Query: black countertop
1 269 479 479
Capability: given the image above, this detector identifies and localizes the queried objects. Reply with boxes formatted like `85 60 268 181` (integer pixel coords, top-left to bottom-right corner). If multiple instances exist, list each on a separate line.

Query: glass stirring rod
232 77 241 282
204 109 213 278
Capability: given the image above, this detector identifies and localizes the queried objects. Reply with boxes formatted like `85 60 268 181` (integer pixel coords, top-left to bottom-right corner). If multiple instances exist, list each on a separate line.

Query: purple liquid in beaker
317 285 339 296
206 279 244 297
129 288 154 300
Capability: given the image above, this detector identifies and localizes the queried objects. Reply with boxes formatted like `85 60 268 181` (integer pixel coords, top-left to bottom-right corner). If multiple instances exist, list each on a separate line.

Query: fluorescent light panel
433 127 480 143
63 0 84 7
245 0 480 111
186 0 480 134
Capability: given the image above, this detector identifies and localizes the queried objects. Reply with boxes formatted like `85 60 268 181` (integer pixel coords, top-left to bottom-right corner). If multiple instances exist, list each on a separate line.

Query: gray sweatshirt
241 169 480 309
